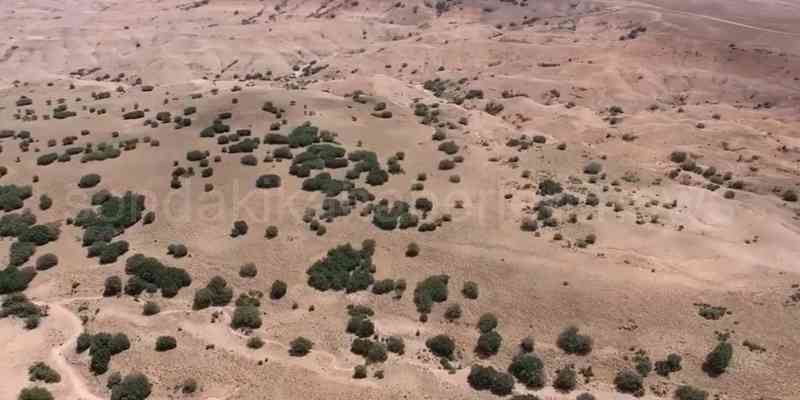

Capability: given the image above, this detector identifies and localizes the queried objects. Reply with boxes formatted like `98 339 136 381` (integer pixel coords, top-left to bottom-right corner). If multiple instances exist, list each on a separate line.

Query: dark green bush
28 361 61 383
35 253 58 271
508 353 545 388
703 341 733 376
256 174 282 189
142 301 160 316
270 280 287 299
306 243 374 293
78 173 102 188
386 336 405 355
103 276 123 296
346 315 375 338
675 385 708 400
265 225 278 239
10 241 36 266
36 153 58 166
476 330 502 356
462 281 479 299
231 305 261 329
110 373 151 400
553 365 577 392
467 365 514 395
155 336 177 352
477 313 498 333
655 353 682 377
239 263 257 278
193 276 232 309
167 243 188 258
413 274 449 314
614 370 643 395
289 337 314 356
425 334 455 359
557 326 593 355
124 253 191 298
18 387 53 400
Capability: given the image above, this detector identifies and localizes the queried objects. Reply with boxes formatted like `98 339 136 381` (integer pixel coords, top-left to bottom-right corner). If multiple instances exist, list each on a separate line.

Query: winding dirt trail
44 298 104 400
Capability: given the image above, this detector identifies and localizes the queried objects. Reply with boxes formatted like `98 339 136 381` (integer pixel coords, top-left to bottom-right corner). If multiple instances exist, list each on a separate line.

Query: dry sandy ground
1 0 799 399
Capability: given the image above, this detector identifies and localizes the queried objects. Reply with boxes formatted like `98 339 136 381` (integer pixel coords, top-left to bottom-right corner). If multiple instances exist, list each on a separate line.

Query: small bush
38 195 52 211
231 305 262 330
557 326 593 355
103 276 123 296
265 225 279 239
476 331 502 356
35 253 58 271
477 313 498 333
247 336 265 349
583 161 603 175
256 174 281 189
142 301 160 316
110 373 151 400
462 281 479 299
167 243 188 258
703 341 733 376
28 362 61 383
353 365 367 379
155 336 177 352
655 353 682 377
18 387 53 400
289 337 314 356
425 334 455 359
270 280 287 299
78 174 102 188
613 370 643 395
553 365 577 392
405 242 420 257
386 336 405 354
444 303 462 321
239 263 258 278
675 385 708 400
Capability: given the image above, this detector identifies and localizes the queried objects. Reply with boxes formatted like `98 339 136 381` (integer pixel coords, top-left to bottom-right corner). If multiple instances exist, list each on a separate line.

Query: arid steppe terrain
1 1 800 400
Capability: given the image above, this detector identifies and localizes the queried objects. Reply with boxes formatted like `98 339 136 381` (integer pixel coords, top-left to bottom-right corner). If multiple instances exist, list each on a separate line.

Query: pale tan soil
1 0 799 400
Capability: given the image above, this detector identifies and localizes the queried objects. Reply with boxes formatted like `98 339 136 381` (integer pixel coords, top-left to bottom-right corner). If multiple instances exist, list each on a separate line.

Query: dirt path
45 301 104 400
627 1 800 35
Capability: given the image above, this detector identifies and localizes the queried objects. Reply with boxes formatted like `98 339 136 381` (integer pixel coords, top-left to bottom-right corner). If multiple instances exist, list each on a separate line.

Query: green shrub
35 253 58 271
181 378 197 394
366 342 388 363
655 353 682 376
28 362 61 383
353 365 367 379
256 174 281 189
76 332 92 353
703 341 733 376
9 241 36 266
476 331 502 356
230 220 248 237
247 336 265 349
444 304 462 321
405 242 420 257
103 276 123 296
413 274 449 314
557 326 593 355
231 305 261 329
167 243 188 258
125 254 191 298
346 315 375 338
508 353 545 388
38 195 52 211
462 281 479 299
425 334 455 359
192 276 233 309
0 266 37 294
78 173 102 188
270 280 287 299
583 161 603 175
155 336 177 352
371 279 395 295
18 387 53 400
477 313 498 333
265 225 279 239
675 385 708 400
614 370 643 395
289 337 314 356
110 373 151 400
553 365 577 392
467 365 514 395
386 336 405 355
36 153 58 166
239 262 257 278
19 224 59 246
306 243 374 293
670 151 688 163
142 301 160 316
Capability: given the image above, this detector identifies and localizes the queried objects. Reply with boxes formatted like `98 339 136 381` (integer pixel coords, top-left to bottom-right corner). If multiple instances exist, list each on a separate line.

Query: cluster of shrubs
703 340 733 376
306 242 375 293
0 184 33 211
76 331 131 374
109 373 151 400
231 304 262 330
124 253 192 297
468 364 515 396
193 276 233 309
289 337 314 356
475 313 502 356
72 191 145 251
556 326 593 355
414 274 449 314
1 293 45 329
0 265 37 295
28 361 61 383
